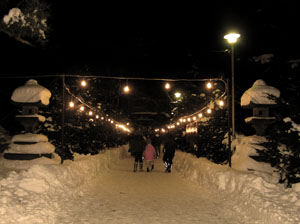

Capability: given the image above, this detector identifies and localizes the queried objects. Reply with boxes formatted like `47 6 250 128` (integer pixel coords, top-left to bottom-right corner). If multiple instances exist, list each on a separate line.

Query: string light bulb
81 80 87 87
80 106 85 111
219 100 224 107
69 101 75 108
207 82 212 89
89 111 93 116
165 82 171 90
175 92 181 98
198 113 203 118
124 85 130 93
207 108 212 114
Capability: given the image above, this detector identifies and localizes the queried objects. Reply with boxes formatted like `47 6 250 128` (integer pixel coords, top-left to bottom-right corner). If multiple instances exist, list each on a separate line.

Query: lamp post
224 32 240 139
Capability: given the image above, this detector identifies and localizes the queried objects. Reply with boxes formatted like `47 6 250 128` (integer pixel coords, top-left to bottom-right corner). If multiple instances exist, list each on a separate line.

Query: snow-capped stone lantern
4 79 55 160
241 79 280 136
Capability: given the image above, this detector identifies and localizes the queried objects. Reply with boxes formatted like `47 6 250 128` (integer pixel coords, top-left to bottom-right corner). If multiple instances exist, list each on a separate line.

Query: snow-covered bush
0 0 50 46
0 126 11 153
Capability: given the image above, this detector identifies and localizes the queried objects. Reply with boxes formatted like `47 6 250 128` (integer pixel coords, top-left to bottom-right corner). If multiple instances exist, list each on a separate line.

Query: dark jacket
163 139 176 156
130 135 146 153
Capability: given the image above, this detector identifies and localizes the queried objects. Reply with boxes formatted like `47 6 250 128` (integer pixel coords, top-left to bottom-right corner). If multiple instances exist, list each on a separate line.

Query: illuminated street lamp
224 32 240 139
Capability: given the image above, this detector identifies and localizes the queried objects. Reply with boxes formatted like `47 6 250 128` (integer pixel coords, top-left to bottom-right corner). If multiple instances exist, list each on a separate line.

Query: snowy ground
1 146 300 224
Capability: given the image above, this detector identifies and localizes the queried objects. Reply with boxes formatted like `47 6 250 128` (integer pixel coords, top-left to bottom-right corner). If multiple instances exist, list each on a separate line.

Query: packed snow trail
56 157 257 224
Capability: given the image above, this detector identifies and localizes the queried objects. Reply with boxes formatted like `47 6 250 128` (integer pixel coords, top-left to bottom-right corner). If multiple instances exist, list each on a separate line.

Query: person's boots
133 162 138 172
139 163 143 172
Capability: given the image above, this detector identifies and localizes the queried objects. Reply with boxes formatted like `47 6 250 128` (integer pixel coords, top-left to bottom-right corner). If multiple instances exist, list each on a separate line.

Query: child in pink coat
143 139 156 172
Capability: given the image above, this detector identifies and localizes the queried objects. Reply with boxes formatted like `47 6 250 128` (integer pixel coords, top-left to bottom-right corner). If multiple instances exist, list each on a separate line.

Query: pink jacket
143 144 156 160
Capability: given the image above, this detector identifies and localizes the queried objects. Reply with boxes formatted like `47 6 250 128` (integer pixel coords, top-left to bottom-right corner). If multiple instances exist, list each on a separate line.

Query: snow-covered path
56 157 255 224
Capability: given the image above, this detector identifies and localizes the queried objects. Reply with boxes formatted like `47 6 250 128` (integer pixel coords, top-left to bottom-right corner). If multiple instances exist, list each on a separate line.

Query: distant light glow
219 100 224 107
69 101 75 108
80 106 85 111
81 80 87 87
207 82 212 89
124 85 130 93
207 108 212 114
198 113 203 118
165 83 170 90
224 33 240 44
175 92 181 98
89 111 93 116
96 115 99 119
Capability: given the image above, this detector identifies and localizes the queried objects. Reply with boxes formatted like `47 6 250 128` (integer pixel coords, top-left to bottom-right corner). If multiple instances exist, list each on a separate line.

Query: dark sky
1 2 300 77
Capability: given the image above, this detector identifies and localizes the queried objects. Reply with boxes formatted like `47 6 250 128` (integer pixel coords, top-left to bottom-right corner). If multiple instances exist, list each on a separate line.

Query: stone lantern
241 79 280 136
3 79 56 160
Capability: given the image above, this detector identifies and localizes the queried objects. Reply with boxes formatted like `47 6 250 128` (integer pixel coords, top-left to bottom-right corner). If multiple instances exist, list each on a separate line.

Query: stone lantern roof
241 79 280 108
11 79 51 106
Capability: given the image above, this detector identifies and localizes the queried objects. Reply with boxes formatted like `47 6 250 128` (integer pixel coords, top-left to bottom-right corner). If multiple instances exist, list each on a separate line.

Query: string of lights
63 81 131 133
1 74 228 134
157 91 227 133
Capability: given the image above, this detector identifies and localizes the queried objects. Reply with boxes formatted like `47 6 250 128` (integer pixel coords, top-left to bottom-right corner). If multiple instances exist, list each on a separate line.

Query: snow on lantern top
241 79 280 107
11 79 51 105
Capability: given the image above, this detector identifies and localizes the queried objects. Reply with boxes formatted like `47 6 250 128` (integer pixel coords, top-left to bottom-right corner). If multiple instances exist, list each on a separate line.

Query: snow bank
174 151 300 224
1 145 299 223
231 135 275 173
0 145 127 224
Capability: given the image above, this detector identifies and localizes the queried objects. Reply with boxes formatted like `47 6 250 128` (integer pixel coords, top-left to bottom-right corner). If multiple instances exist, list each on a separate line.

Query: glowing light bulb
207 82 212 89
81 80 87 87
89 111 93 116
207 108 212 114
124 85 130 93
96 115 99 119
224 33 240 44
219 100 224 107
69 101 75 108
175 92 181 98
198 113 203 118
165 83 170 90
80 106 85 111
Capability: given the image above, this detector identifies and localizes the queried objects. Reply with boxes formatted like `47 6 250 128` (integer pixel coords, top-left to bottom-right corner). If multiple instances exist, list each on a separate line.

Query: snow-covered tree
0 0 50 46
40 77 129 160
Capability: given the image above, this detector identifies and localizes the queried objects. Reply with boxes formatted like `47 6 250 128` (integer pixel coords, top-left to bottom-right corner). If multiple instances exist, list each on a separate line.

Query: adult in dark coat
163 134 176 173
129 134 146 172
151 134 161 158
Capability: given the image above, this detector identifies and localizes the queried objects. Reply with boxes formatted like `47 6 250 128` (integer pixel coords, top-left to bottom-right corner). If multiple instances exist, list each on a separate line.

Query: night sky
2 2 299 78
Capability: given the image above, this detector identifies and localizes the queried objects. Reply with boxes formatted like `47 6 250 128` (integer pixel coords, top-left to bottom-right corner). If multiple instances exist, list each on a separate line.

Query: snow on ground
0 146 300 224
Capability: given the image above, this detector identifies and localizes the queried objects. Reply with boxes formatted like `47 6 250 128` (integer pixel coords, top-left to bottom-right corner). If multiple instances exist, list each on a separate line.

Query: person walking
130 134 146 172
151 134 161 158
163 134 176 173
143 139 156 172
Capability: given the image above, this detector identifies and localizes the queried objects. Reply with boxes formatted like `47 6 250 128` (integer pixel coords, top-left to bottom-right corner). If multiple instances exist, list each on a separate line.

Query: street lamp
224 32 240 139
